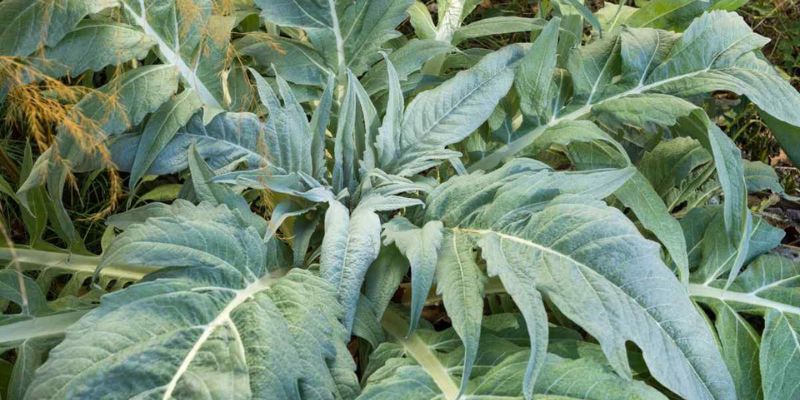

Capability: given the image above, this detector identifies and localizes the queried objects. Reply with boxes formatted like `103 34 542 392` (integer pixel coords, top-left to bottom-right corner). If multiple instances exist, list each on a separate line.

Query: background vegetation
2 0 796 255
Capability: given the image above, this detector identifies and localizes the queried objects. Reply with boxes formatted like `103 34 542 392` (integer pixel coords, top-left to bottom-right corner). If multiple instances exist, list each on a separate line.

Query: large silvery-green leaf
120 0 234 108
35 20 155 78
20 64 180 181
251 69 315 176
423 165 735 400
0 0 116 56
638 11 800 165
337 0 414 76
253 0 333 29
24 202 358 399
566 33 621 105
360 39 454 95
690 255 800 400
61 65 180 151
381 44 526 176
474 11 800 170
473 198 733 399
111 111 269 178
375 56 405 171
478 232 549 398
235 34 333 87
359 312 666 400
321 200 382 334
593 95 747 241
638 137 712 197
691 209 783 286
128 89 203 189
615 170 689 284
332 71 366 193
251 0 344 70
254 0 412 76
761 311 800 400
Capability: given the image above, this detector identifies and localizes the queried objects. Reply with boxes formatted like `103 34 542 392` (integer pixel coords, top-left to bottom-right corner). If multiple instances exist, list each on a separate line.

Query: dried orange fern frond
1 57 126 219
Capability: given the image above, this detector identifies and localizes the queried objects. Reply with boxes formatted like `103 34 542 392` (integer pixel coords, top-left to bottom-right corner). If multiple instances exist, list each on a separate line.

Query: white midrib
479 27 758 173
381 309 459 400
751 274 800 296
703 212 754 287
688 284 800 316
468 67 714 172
122 0 221 108
585 36 620 105
161 272 282 399
456 227 715 399
407 61 513 149
327 0 346 74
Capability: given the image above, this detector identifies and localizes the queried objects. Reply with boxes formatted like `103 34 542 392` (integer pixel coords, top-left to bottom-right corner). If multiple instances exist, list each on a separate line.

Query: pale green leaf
761 112 800 166
463 197 733 400
235 33 332 86
361 39 453 95
453 17 545 45
691 255 800 400
594 2 638 32
627 0 710 31
516 17 560 123
129 89 202 188
251 69 315 176
761 311 800 400
320 201 382 333
254 0 332 28
478 232 549 398
384 44 526 176
0 0 116 56
434 230 485 394
710 301 762 400
120 0 234 107
744 160 786 195
473 11 800 182
0 270 48 316
566 32 619 104
383 218 444 334
36 20 155 78
408 1 436 40
111 111 269 178
615 170 689 284
638 137 712 196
